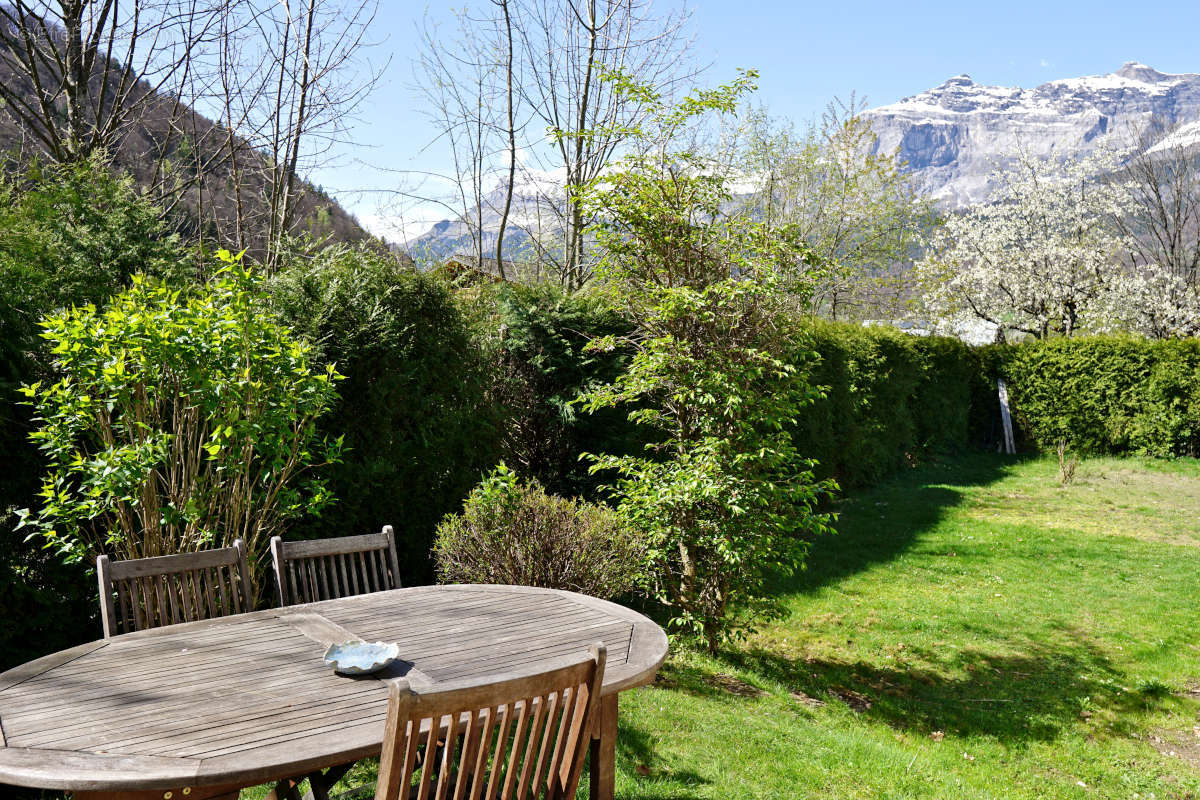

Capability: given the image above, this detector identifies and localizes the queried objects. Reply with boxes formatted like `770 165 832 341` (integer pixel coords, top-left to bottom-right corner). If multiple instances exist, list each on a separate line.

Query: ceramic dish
323 640 401 675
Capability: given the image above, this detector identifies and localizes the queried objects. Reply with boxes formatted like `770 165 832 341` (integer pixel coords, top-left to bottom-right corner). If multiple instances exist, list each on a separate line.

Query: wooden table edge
0 585 669 793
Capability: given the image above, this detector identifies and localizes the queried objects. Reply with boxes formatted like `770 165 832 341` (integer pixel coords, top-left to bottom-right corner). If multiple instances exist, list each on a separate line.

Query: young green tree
738 99 935 321
577 71 837 651
19 252 342 599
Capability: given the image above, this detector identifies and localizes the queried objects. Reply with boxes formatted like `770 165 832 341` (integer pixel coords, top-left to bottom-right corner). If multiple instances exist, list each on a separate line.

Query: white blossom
915 149 1193 339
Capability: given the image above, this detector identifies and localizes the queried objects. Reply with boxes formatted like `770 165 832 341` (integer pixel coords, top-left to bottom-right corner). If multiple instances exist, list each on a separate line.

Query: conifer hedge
990 337 1200 457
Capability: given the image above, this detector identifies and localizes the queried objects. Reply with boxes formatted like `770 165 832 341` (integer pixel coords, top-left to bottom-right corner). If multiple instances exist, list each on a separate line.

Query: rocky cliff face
411 63 1200 257
863 62 1200 207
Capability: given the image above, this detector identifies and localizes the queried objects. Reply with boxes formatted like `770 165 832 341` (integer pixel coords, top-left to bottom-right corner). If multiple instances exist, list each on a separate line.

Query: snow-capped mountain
406 169 568 263
864 62 1200 206
408 62 1200 257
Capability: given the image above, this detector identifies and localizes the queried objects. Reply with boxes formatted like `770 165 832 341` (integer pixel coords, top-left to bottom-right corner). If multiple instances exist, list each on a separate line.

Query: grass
271 453 1200 799
612 453 1200 799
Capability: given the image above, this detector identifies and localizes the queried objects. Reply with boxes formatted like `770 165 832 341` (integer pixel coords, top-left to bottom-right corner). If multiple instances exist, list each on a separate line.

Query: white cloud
1040 59 1051 68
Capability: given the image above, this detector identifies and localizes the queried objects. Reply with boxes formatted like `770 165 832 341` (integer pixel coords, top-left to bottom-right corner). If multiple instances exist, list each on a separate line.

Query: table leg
589 692 618 800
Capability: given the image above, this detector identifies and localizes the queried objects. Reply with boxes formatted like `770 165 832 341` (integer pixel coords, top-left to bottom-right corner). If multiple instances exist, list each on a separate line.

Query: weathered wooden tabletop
0 584 667 794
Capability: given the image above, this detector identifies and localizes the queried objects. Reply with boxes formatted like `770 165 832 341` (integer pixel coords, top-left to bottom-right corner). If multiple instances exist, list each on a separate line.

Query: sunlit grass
613 454 1200 799
284 453 1200 799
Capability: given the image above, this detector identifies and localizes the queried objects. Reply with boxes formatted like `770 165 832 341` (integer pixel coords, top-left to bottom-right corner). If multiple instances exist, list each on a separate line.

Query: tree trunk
494 0 515 282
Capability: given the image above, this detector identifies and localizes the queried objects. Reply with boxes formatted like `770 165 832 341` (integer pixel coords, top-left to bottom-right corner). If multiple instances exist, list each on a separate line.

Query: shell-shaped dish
323 640 401 675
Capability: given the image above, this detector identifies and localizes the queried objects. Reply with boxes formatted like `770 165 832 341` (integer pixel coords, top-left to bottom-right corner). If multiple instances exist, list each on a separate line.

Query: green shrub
994 336 1200 457
19 251 342 600
433 464 643 599
270 245 499 583
484 282 639 499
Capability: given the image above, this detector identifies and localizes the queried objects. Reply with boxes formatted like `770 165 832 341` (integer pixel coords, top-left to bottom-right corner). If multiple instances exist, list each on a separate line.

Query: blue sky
315 0 1200 240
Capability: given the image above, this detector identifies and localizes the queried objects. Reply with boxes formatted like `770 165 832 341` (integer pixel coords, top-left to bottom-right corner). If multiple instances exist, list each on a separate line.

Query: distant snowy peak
1112 61 1175 84
878 62 1197 115
865 62 1200 206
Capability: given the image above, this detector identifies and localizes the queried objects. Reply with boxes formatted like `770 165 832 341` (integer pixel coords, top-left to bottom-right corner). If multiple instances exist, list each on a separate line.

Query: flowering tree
1108 122 1200 337
916 150 1160 339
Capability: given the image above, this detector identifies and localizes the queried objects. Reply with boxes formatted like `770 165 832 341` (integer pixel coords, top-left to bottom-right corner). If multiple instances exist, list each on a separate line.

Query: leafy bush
433 464 643 599
270 244 499 583
19 251 342 600
993 336 1200 457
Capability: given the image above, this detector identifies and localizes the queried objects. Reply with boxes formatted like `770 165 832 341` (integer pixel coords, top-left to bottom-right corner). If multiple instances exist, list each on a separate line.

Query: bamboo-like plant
18 250 343 600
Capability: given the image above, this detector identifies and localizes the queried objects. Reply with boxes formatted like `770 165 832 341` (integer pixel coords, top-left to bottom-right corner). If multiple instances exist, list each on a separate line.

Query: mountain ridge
408 62 1200 260
864 62 1200 206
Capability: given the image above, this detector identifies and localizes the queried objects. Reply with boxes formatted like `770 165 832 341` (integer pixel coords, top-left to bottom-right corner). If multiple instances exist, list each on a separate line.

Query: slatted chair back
270 526 401 607
96 540 253 638
375 644 607 800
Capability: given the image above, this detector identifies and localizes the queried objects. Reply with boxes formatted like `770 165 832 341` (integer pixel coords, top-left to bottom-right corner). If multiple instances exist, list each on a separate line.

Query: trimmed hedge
473 299 990 494
269 246 501 584
482 283 641 500
793 321 983 488
990 337 1200 457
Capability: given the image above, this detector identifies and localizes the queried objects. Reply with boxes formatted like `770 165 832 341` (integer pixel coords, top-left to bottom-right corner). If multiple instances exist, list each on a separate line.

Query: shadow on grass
784 452 1023 596
706 629 1179 745
613 720 710 798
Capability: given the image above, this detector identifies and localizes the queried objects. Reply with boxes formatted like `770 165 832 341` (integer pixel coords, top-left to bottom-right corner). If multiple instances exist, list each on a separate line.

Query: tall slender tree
0 0 224 162
411 0 694 289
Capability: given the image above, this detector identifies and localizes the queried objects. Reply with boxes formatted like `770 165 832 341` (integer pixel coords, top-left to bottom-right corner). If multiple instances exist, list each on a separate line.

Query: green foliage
0 156 181 351
19 251 342 599
794 320 983 488
993 336 1200 457
483 282 639 498
432 464 643 599
0 154 183 667
269 244 499 583
0 155 183 500
576 72 837 651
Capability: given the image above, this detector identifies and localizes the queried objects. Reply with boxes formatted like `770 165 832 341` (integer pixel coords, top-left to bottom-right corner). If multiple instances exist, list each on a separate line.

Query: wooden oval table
0 585 667 800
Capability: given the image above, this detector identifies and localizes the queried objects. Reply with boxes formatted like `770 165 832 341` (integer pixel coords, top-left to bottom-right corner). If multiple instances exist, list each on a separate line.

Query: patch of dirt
830 687 872 712
1147 729 1200 769
790 690 825 708
653 672 678 690
1174 682 1200 700
706 672 767 698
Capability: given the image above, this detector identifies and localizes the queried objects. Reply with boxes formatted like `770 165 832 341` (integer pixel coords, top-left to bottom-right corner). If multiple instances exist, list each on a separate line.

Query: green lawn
613 453 1200 799
275 453 1200 800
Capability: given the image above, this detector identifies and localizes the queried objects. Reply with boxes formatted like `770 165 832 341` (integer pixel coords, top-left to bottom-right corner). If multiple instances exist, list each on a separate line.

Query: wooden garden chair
266 527 401 800
95 540 253 638
375 644 607 800
270 526 401 607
